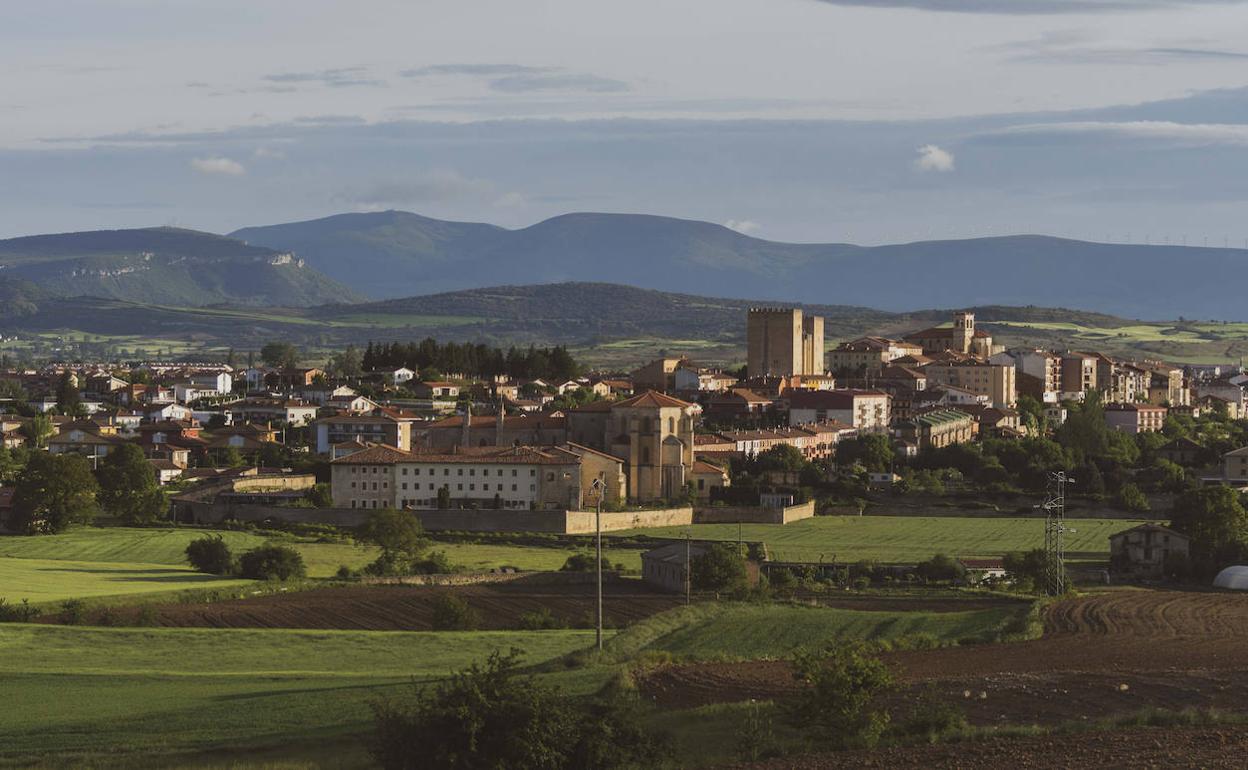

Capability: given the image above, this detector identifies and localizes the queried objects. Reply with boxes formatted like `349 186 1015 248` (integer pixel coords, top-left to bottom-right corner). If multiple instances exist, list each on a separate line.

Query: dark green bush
0 598 41 623
185 535 235 575
238 544 307 581
430 594 479 631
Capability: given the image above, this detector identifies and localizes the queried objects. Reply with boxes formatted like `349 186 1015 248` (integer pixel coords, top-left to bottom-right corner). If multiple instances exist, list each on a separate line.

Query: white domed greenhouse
1213 566 1248 590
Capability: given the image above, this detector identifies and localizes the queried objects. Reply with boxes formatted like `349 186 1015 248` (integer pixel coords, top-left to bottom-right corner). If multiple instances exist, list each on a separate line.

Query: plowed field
640 589 1248 727
64 581 682 631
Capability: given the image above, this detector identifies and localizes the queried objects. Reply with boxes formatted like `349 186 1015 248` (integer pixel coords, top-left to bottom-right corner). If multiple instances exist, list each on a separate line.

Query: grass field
0 557 254 604
605 600 1032 661
616 515 1143 564
0 623 603 765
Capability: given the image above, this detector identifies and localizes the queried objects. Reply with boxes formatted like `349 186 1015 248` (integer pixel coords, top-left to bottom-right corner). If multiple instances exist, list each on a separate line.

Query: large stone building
330 443 622 511
747 308 824 377
923 361 1017 409
827 337 923 374
605 391 697 502
903 312 999 358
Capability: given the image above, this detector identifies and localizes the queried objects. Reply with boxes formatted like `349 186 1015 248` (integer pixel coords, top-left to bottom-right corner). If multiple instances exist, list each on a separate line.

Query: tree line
361 339 581 382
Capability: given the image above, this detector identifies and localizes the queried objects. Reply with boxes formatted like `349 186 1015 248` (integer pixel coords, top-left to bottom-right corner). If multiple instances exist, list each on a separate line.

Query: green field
0 557 254 604
0 623 601 765
616 515 1143 564
604 600 1032 661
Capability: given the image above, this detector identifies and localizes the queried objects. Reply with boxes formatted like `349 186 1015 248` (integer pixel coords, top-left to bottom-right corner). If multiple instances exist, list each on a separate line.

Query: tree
1116 482 1150 512
835 434 894 473
360 508 430 575
691 542 748 593
0 445 28 483
370 650 664 770
10 453 98 534
55 372 80 414
238 544 307 580
783 641 893 750
97 444 166 525
560 552 611 572
185 535 235 575
260 341 300 369
1170 486 1248 577
21 414 53 449
436 486 451 509
915 553 966 583
328 345 363 378
1002 548 1051 593
756 444 806 473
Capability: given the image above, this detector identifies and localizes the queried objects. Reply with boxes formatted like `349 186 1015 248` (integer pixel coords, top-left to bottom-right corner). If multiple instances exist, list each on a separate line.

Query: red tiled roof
614 390 692 409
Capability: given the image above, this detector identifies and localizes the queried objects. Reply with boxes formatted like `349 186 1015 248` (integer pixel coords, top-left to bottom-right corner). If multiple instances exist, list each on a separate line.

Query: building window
457 484 463 491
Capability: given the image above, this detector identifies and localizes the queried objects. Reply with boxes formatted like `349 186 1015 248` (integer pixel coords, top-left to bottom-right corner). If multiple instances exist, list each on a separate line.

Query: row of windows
400 498 531 509
350 465 537 478
350 481 387 490
397 482 535 493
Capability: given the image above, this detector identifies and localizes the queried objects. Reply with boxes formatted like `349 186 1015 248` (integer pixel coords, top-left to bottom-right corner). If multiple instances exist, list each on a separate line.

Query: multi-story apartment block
923 361 1016 409
747 308 824 377
316 413 414 454
1060 353 1098 399
787 389 890 432
1105 403 1167 434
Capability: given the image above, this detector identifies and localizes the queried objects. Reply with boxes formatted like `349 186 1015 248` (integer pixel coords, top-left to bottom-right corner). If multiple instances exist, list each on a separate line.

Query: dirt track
640 589 1248 726
71 581 683 631
737 725 1248 769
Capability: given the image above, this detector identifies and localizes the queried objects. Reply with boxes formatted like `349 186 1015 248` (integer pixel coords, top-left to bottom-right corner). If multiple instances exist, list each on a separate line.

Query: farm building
958 558 1006 585
1214 566 1248 590
641 542 708 593
1108 523 1190 579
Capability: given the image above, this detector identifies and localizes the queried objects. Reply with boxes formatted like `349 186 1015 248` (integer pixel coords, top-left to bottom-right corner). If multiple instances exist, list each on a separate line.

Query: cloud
252 146 286 159
489 73 630 93
190 156 245 176
400 63 553 78
724 219 762 235
914 144 955 172
812 0 1247 14
990 31 1248 64
980 120 1248 146
261 67 383 88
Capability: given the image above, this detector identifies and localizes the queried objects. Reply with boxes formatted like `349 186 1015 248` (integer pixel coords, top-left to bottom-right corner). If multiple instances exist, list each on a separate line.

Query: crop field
616 515 1143 564
0 622 602 765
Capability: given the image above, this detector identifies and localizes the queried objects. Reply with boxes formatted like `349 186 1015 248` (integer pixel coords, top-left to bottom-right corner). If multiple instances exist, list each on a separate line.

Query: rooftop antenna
1038 471 1075 595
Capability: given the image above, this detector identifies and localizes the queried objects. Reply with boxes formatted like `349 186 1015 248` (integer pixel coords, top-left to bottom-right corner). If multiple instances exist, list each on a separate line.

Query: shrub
238 544 306 581
852 576 871 590
135 605 158 627
0 598 41 623
185 535 235 575
691 543 748 593
560 552 610 572
371 650 666 770
895 688 969 743
914 553 966 584
768 567 798 598
518 607 565 630
783 640 893 750
736 700 780 762
60 598 87 625
430 593 479 631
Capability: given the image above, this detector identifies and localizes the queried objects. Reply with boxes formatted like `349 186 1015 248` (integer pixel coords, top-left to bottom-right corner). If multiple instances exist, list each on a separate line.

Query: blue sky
3 0 1248 244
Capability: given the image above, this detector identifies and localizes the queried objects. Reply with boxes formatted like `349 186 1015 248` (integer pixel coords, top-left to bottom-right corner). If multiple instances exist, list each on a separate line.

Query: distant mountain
0 227 362 307
231 211 1248 320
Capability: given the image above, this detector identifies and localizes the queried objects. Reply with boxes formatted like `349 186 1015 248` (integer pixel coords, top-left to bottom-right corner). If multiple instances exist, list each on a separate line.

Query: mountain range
232 211 1248 320
0 227 360 307
3 211 1247 321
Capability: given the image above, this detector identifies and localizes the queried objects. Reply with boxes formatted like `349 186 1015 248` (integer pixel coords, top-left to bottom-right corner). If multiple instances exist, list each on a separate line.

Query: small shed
641 542 709 593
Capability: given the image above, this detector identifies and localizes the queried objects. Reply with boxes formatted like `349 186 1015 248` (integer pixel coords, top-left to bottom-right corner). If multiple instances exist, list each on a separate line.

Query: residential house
631 357 686 392
315 413 414 454
673 366 738 393
690 460 730 500
412 381 460 399
1109 523 1190 579
923 360 1016 409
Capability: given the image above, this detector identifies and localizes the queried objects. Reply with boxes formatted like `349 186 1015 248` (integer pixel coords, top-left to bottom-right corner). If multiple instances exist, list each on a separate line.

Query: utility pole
592 479 605 651
685 532 691 606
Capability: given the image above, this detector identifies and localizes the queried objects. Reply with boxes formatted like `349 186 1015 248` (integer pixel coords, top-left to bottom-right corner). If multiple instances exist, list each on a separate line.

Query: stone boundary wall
694 500 815 525
358 571 621 587
184 502 693 534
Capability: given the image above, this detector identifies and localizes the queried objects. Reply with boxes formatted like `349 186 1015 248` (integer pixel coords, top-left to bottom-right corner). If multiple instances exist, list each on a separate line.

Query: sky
4 0 1248 244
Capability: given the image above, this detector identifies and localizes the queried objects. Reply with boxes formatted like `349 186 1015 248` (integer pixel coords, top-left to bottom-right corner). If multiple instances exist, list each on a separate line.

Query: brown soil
76 581 682 631
639 589 1248 727
736 724 1248 769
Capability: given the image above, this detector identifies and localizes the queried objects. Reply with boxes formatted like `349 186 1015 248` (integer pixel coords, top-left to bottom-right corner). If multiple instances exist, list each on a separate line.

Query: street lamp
591 478 605 651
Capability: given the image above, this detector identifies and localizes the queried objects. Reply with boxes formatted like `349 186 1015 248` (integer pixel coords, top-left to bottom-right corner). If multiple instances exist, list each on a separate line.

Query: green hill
0 227 362 307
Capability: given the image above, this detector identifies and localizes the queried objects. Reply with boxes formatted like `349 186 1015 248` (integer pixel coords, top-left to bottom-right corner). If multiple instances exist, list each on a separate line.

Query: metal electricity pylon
1040 471 1074 596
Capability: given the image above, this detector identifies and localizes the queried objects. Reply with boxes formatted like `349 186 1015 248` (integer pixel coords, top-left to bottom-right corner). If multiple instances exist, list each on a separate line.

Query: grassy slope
605 601 1029 662
0 558 253 604
0 623 600 764
617 515 1142 564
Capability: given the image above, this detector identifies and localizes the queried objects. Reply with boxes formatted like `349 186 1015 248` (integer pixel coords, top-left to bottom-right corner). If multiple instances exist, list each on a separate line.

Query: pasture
0 623 602 765
616 515 1143 564
0 557 253 604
